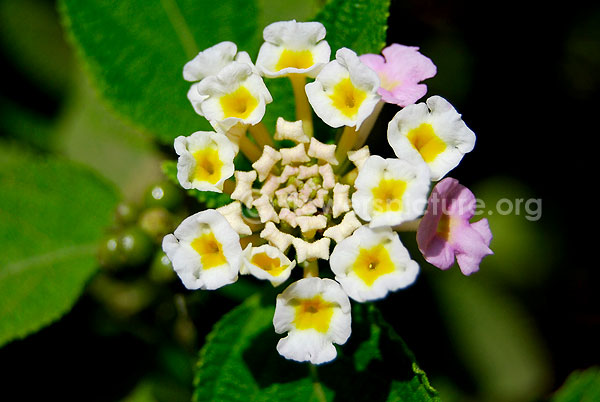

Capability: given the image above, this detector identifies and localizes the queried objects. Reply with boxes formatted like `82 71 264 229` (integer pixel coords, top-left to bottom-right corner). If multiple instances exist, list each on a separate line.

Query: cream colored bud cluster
228 118 365 263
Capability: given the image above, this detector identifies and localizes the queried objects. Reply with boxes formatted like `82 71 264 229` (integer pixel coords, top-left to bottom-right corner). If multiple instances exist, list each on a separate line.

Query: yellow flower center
276 49 314 71
193 147 223 184
190 232 227 269
371 179 407 213
352 244 395 286
329 77 367 118
292 295 336 333
406 123 446 163
220 86 259 119
250 252 286 277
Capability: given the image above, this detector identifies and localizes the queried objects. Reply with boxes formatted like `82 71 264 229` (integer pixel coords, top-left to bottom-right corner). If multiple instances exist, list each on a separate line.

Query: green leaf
58 0 261 144
193 294 438 401
551 367 600 402
314 0 390 55
193 293 327 402
0 143 119 347
325 304 440 402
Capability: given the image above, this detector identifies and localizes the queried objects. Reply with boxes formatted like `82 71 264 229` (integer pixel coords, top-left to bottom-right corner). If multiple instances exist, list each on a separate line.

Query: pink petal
417 178 493 275
421 235 456 270
359 54 386 73
432 178 477 220
361 44 437 106
381 44 437 83
471 218 493 245
388 82 428 107
450 222 493 275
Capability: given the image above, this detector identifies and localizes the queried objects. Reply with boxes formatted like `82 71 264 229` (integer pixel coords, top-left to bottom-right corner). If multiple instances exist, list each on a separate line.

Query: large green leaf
59 0 261 144
58 0 390 146
0 144 119 347
193 294 438 401
551 366 600 402
315 0 390 55
193 293 326 402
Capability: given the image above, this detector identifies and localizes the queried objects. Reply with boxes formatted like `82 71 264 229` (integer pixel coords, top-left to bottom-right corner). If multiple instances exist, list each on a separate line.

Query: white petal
162 210 241 290
257 20 330 78
387 95 476 181
306 48 380 129
329 226 419 302
241 244 296 286
173 131 235 192
183 41 237 82
352 155 430 227
273 277 351 364
196 62 272 130
276 331 337 364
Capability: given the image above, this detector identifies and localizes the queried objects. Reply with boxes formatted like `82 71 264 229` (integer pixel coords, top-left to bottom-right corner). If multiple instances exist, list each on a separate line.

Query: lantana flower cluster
163 20 493 364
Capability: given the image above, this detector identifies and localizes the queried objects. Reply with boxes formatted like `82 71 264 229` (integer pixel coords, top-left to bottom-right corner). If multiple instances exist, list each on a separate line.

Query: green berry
118 226 154 267
114 202 138 226
138 207 174 241
144 181 183 211
98 234 122 270
149 251 175 283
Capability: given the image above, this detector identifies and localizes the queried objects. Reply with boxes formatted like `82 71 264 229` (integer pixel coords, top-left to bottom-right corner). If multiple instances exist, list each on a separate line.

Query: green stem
239 135 262 162
248 122 274 148
353 100 384 150
392 218 422 232
289 74 314 137
309 364 328 402
335 125 358 165
302 260 319 278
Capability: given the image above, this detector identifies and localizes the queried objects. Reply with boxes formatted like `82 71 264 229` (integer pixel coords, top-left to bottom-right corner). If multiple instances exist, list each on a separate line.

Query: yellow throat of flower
190 231 227 269
251 252 287 277
193 147 224 184
329 77 367 118
292 295 336 333
406 123 446 163
276 49 314 72
352 243 395 286
220 86 259 119
371 178 407 213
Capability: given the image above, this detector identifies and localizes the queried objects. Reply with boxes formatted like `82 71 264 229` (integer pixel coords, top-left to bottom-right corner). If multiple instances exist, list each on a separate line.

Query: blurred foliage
0 143 119 346
551 366 600 402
